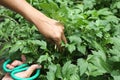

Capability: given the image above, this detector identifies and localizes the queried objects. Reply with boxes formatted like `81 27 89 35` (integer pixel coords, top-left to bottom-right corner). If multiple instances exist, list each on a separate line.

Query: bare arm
0 0 48 23
0 0 67 46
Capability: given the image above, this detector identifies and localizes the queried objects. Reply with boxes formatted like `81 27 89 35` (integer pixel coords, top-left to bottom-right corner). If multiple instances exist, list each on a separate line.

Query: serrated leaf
25 56 34 64
83 0 96 9
105 15 119 24
0 43 11 55
22 47 32 53
92 41 103 52
109 56 120 62
116 2 120 8
92 50 106 61
87 52 111 76
28 40 47 50
111 70 120 80
39 40 47 50
62 61 78 79
97 8 112 16
70 74 80 80
56 64 62 79
96 31 102 38
9 41 24 53
113 76 120 80
37 53 49 63
39 1 59 15
68 35 82 43
47 71 55 80
48 64 57 73
68 44 76 53
77 58 88 76
87 63 103 76
77 45 86 55
47 64 59 80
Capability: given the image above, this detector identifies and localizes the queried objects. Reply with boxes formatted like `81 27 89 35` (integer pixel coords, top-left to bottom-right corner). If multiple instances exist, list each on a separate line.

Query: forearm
0 0 67 45
0 0 50 24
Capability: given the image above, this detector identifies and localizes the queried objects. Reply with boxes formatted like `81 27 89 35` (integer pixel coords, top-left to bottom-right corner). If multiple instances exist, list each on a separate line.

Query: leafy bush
0 0 120 80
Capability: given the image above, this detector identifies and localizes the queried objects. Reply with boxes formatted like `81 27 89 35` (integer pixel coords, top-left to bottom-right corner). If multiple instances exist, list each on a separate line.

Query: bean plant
0 0 120 80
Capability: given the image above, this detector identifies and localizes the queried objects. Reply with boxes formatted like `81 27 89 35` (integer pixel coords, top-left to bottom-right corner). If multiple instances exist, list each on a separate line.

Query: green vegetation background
0 0 120 80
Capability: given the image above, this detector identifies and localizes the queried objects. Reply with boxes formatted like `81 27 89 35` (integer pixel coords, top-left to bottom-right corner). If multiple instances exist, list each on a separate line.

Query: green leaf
68 35 82 44
83 0 96 9
109 36 120 62
87 63 104 76
77 45 86 55
91 41 104 52
62 61 78 79
28 40 47 50
25 56 34 64
116 2 120 9
47 71 55 80
0 43 11 55
92 50 106 61
37 53 49 63
48 64 57 73
47 64 61 80
87 51 111 76
111 70 120 80
109 56 120 62
113 76 120 80
77 58 88 76
39 40 47 50
39 3 52 13
96 31 103 38
9 50 21 61
105 15 119 24
9 41 24 53
56 64 62 79
22 47 32 53
97 8 112 16
67 44 76 53
39 1 59 15
70 74 80 80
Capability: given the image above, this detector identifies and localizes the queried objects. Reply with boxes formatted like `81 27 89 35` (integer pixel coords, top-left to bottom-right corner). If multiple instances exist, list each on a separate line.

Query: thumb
21 55 26 63
25 64 41 77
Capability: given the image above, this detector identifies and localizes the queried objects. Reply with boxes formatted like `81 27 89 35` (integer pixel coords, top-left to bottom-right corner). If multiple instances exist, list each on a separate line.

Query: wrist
30 11 50 25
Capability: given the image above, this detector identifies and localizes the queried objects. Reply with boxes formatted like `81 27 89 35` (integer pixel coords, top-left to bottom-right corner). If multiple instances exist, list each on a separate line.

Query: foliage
0 0 120 80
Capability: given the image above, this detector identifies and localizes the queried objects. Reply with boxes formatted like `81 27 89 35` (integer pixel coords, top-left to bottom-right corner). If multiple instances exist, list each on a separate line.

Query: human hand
34 18 67 48
2 55 41 80
0 0 67 48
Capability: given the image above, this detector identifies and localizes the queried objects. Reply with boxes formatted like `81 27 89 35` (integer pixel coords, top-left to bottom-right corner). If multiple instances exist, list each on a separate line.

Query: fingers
53 33 67 51
7 55 26 69
2 73 13 80
14 64 41 78
10 60 23 67
7 60 23 69
61 33 67 44
6 64 14 69
54 33 67 49
25 64 41 77
55 38 62 50
55 23 67 46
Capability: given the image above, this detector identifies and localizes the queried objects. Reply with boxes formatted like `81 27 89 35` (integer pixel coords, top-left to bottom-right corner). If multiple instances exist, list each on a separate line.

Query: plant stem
87 75 89 80
0 14 19 26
